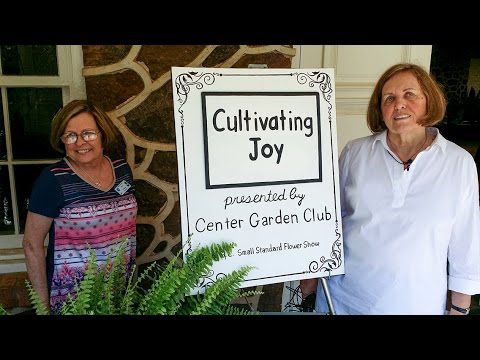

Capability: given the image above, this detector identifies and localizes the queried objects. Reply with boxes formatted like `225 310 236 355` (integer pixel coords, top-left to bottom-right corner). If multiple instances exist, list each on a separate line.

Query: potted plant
1 238 262 315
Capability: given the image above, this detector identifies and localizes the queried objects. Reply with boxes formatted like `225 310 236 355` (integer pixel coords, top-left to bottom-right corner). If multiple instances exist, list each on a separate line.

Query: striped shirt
29 157 137 314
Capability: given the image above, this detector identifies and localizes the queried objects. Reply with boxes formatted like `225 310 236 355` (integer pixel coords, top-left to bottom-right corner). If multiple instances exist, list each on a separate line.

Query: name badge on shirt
115 180 131 195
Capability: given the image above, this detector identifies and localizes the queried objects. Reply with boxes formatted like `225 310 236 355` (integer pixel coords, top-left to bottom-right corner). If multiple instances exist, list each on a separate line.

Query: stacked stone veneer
81 45 296 312
430 46 471 104
430 46 480 126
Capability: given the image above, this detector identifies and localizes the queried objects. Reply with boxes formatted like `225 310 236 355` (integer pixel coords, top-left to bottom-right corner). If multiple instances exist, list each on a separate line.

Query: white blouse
315 128 480 315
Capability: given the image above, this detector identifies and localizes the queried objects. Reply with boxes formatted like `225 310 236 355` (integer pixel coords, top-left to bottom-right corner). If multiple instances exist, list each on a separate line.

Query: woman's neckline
64 155 113 190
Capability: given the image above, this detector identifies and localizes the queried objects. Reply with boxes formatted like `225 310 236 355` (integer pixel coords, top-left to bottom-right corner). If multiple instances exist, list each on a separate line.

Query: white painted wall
284 45 432 310
294 45 432 153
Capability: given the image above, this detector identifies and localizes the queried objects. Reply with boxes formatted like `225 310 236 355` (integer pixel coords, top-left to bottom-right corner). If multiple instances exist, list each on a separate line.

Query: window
0 45 86 273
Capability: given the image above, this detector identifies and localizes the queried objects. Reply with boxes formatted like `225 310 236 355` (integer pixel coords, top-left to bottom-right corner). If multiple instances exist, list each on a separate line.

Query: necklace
386 132 428 171
70 157 103 187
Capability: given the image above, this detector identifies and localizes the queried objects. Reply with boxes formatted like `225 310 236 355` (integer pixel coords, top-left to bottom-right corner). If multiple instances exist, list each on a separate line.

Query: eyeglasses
60 130 100 145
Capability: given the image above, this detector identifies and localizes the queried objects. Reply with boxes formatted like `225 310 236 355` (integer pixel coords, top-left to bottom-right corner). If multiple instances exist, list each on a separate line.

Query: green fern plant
0 304 8 315
25 281 49 315
25 237 262 315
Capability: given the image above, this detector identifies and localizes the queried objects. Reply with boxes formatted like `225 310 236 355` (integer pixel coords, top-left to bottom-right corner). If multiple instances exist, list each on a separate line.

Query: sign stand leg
320 277 336 315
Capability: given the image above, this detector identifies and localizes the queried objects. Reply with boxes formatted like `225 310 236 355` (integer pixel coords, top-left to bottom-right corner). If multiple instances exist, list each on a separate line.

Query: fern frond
189 265 254 315
89 258 110 313
237 290 264 298
109 239 129 311
182 242 234 290
22 238 258 315
137 252 185 314
24 280 49 315
96 239 128 314
138 241 241 315
204 241 237 262
177 293 200 315
184 241 235 271
174 242 239 313
60 250 98 315
120 264 138 314
0 304 9 315
222 304 261 315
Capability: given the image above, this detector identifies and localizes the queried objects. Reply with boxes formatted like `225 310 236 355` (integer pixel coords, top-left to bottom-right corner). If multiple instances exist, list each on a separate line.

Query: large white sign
172 67 344 293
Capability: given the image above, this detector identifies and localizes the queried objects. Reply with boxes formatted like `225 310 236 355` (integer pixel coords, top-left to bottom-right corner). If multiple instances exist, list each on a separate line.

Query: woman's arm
449 291 472 315
300 278 318 298
22 211 53 312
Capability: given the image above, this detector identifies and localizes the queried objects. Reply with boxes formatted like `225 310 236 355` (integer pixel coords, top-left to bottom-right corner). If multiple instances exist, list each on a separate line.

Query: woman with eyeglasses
22 99 137 314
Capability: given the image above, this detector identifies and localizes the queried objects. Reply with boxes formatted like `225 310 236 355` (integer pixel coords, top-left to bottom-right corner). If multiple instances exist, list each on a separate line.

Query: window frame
0 45 86 273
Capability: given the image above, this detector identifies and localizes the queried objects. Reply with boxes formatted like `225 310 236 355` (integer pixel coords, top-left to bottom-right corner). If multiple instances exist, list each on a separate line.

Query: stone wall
82 45 297 312
430 46 471 105
430 46 480 126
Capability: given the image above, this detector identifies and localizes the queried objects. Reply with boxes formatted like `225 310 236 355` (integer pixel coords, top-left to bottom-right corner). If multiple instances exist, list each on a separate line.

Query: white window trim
0 45 86 273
